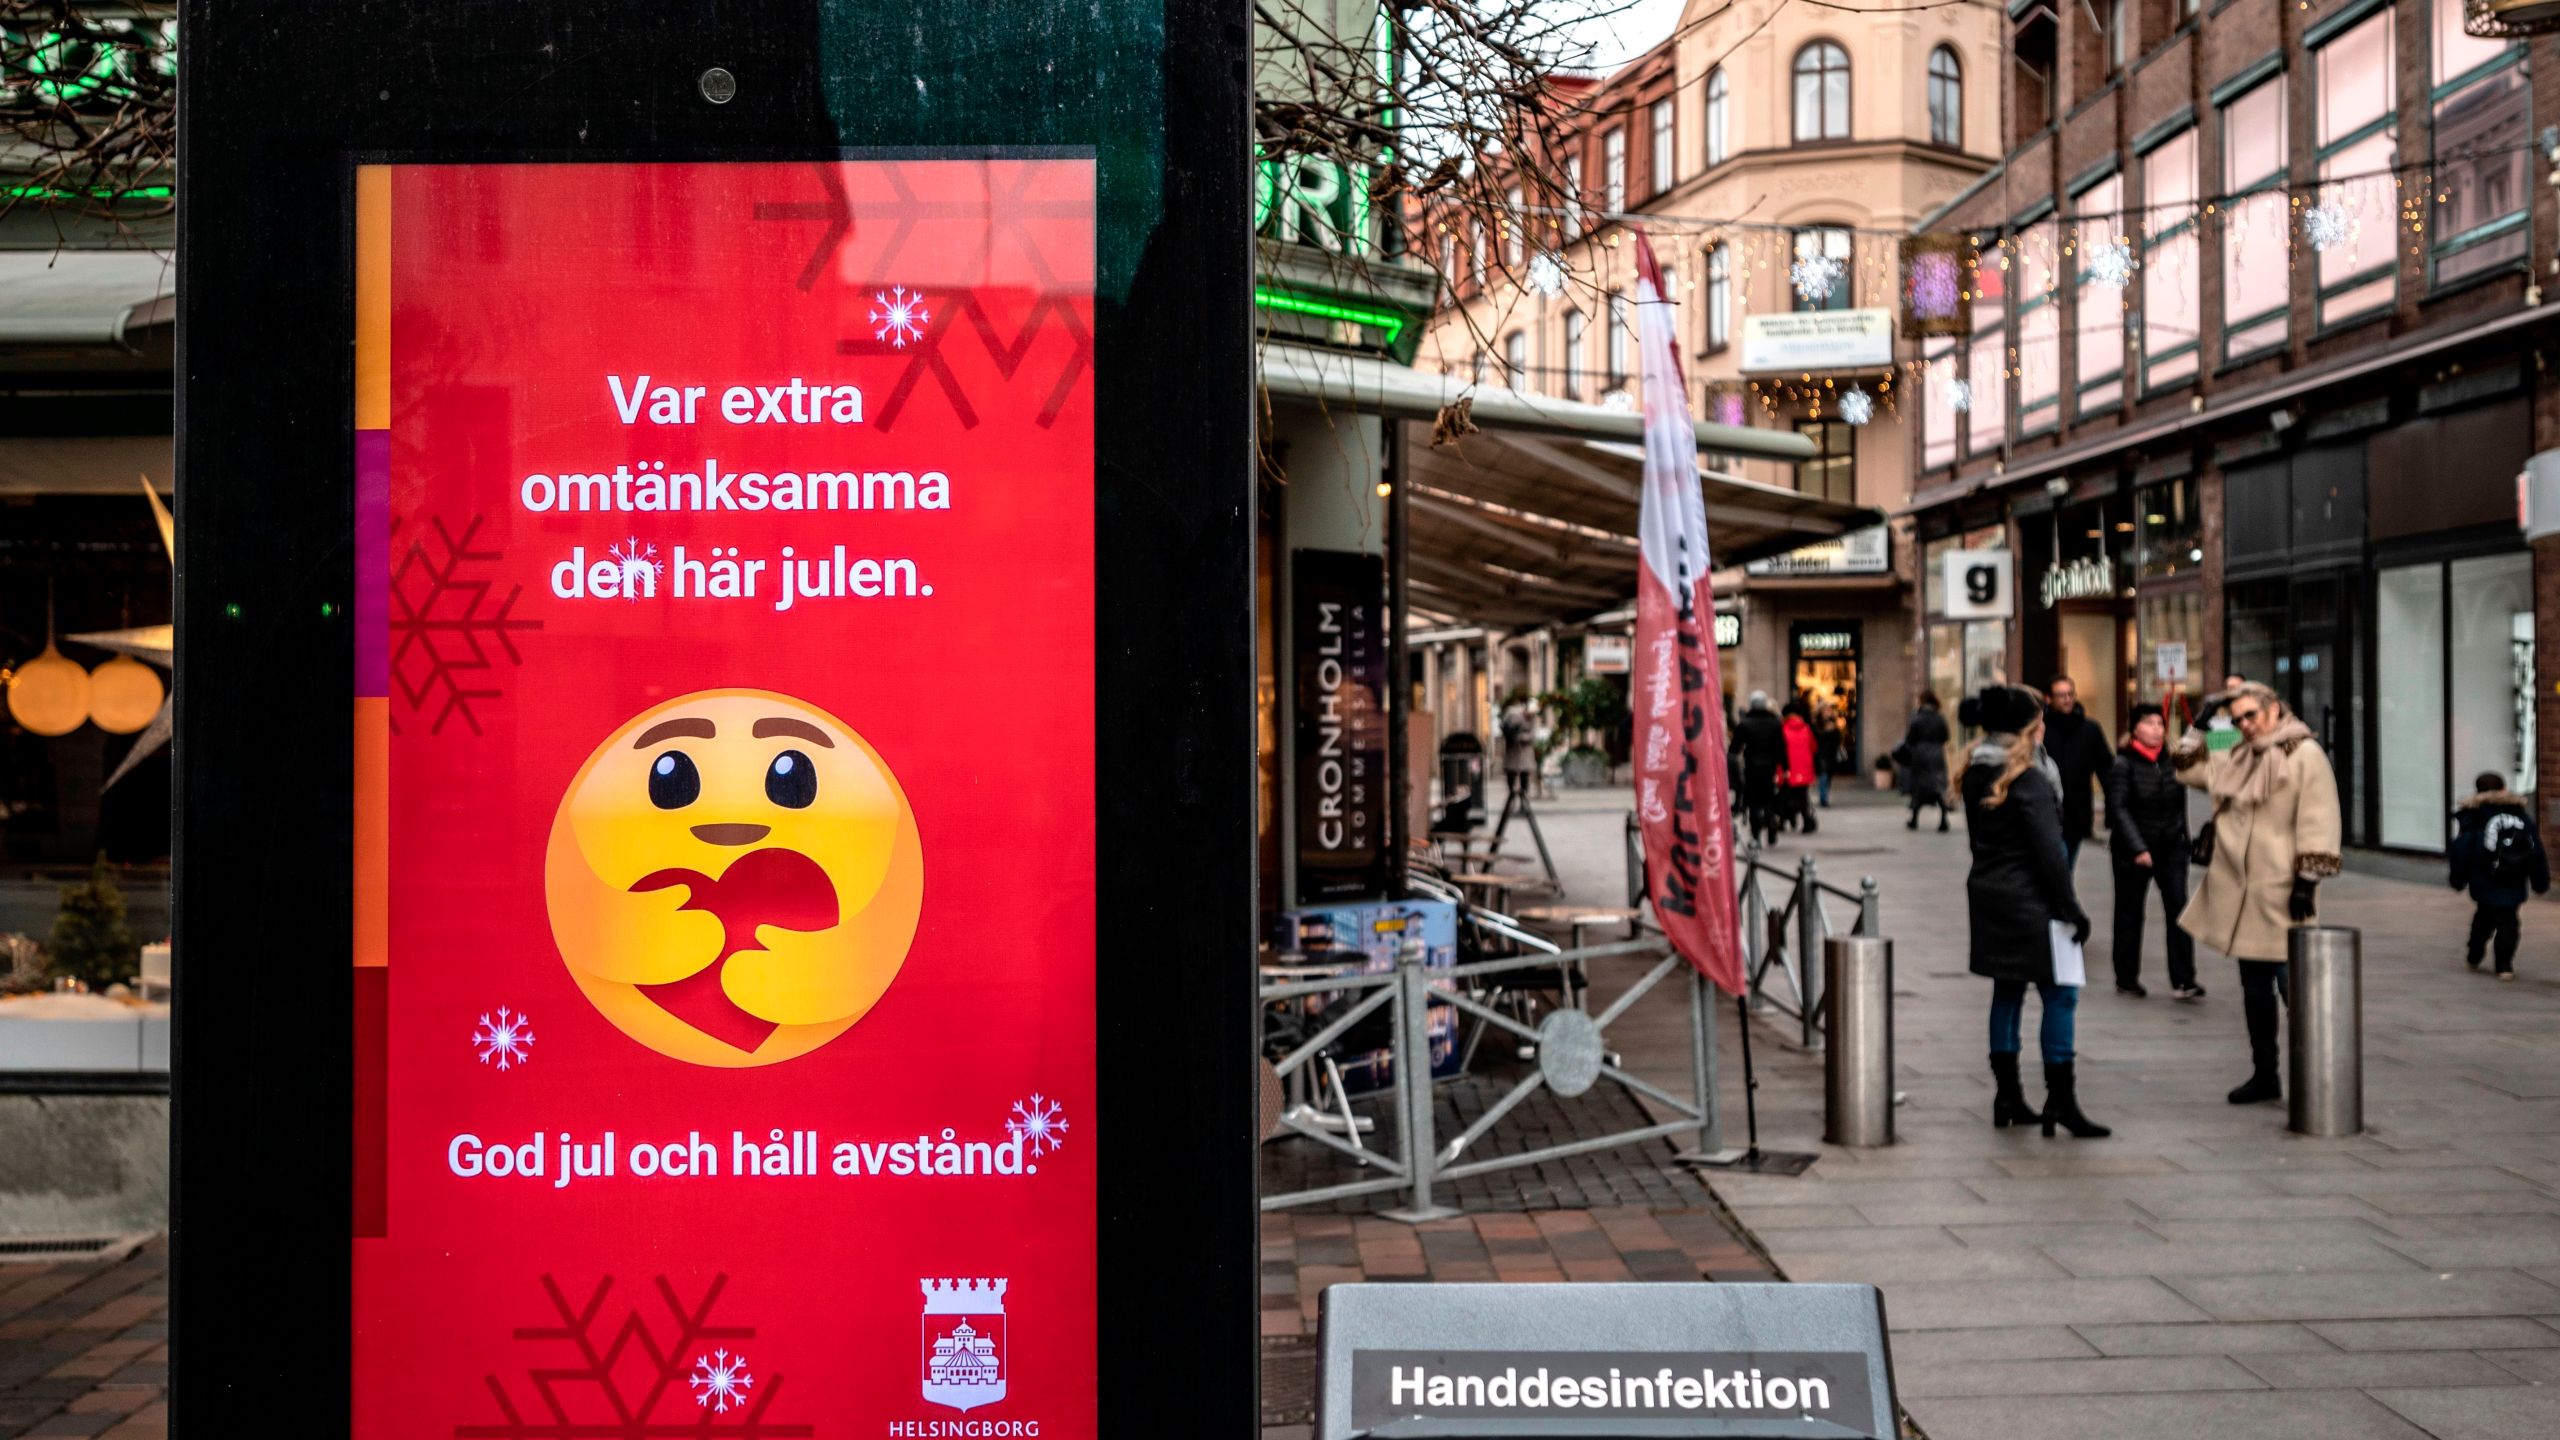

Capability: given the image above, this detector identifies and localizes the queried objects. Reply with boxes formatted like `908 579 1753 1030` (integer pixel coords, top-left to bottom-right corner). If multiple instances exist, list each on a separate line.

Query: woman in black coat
1897 692 1952 832
1962 685 2107 1139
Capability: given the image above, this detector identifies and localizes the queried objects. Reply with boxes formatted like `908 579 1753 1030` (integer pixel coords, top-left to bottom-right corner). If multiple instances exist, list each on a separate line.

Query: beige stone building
1417 0 2000 776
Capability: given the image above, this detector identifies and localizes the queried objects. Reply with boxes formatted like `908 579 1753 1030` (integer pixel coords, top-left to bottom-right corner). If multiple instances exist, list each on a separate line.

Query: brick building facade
1908 0 2560 854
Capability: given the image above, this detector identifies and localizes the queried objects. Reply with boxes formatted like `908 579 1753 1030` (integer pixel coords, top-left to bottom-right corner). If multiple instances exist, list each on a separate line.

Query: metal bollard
1797 856 1824 1050
2288 926 2362 1137
1823 935 1894 1146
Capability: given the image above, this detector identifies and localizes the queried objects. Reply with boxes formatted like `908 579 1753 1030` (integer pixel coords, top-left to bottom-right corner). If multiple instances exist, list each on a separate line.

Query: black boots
2041 1063 2111 1138
2230 975 2284 1104
1989 1052 2039 1129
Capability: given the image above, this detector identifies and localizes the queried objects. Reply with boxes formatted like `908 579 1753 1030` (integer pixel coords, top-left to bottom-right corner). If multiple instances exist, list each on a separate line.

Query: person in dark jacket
2041 675 2112 867
2449 771 2551 979
1730 690 1785 847
1962 684 2108 1139
1813 702 1844 809
1897 692 1952 833
2104 704 2202 1001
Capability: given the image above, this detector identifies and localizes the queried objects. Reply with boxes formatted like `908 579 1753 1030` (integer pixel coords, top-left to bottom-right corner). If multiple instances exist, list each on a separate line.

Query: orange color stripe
354 166 390 431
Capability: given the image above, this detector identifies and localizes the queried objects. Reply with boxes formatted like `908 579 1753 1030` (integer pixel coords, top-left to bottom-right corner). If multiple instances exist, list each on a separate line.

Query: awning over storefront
0 250 174 345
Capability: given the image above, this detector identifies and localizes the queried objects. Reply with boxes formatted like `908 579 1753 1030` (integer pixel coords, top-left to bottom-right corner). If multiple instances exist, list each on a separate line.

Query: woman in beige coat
2173 683 2341 1104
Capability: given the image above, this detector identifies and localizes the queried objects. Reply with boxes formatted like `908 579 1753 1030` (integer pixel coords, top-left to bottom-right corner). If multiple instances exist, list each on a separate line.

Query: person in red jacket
1780 697 1820 836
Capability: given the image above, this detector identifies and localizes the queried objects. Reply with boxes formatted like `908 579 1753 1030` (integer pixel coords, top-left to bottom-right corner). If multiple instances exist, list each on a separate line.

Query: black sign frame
1293 548 1389 902
173 1 1255 1431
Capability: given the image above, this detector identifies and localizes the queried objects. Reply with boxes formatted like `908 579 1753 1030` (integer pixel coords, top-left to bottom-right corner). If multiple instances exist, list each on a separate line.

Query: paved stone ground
1538 781 2560 1440
0 1239 164 1439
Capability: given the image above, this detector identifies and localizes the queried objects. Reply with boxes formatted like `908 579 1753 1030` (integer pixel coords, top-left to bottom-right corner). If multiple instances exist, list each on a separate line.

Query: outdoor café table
1445 870 1523 908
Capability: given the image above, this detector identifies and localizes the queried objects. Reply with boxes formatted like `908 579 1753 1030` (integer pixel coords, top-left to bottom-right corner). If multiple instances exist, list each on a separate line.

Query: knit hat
2128 702 2163 725
1972 684 2043 735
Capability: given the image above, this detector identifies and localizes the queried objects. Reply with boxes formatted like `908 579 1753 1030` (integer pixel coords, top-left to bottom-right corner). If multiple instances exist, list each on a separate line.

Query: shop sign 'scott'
1630 231 1744 994
350 161 1097 1438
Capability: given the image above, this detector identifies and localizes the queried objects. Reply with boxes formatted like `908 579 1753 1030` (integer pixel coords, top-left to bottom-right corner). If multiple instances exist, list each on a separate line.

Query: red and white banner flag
1630 230 1743 993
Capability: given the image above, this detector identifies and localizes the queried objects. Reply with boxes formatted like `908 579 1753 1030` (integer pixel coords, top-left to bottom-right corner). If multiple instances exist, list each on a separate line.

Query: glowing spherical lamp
87 655 164 735
7 642 91 736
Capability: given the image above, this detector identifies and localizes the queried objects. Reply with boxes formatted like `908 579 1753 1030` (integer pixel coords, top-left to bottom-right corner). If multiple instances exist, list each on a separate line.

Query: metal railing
1736 843 1879 1051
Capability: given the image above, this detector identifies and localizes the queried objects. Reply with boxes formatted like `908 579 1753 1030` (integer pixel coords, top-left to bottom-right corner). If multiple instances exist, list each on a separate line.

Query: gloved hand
2070 914 2092 947
2289 876 2318 923
2195 691 2232 721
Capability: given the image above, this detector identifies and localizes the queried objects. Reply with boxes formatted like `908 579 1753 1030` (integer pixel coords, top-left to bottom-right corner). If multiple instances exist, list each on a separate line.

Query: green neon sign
1253 285 1405 345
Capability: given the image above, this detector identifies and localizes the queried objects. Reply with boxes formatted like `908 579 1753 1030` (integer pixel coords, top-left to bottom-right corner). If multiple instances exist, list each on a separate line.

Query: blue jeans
1989 979 2078 1065
1816 769 1832 806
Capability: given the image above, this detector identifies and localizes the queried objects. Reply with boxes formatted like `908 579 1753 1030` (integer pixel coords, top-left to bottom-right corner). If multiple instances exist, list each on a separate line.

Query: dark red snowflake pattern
388 515 542 737
455 1273 813 1439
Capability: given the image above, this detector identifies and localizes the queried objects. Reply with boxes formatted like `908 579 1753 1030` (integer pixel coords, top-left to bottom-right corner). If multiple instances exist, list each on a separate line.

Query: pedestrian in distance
1499 699 1538 806
2174 682 2341 1105
1780 697 1819 835
2105 703 2201 1000
1730 690 1785 848
1896 691 1952 833
1813 702 1843 810
2449 771 2550 980
2041 675 2112 869
1962 684 2109 1139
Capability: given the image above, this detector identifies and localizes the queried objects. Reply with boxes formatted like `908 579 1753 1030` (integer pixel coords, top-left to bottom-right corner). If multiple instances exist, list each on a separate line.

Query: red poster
351 159 1096 1438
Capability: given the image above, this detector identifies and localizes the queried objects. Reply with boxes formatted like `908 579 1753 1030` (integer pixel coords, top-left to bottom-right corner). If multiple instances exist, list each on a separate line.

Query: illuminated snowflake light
870 286 931 348
1007 1094 1069 1157
689 1349 753 1413
1946 378 1973 413
1525 252 1565 297
471 1006 534 1071
2084 240 2134 289
1789 253 1844 306
2302 202 2353 253
1838 386 1875 426
606 538 660 602
1904 251 1961 322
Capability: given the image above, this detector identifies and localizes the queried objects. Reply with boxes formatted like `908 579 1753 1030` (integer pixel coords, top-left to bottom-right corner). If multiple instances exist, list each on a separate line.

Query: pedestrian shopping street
1262 785 2560 1440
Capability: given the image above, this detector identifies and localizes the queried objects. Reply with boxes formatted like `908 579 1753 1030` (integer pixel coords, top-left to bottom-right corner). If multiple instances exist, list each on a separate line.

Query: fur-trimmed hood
2459 790 2532 812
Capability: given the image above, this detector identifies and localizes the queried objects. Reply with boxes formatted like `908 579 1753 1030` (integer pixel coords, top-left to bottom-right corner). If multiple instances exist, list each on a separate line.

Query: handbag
2190 798 2223 866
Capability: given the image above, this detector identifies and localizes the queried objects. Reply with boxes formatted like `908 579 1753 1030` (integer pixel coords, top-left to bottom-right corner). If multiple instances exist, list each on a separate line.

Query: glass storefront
1923 525 2010 717
2375 551 2534 851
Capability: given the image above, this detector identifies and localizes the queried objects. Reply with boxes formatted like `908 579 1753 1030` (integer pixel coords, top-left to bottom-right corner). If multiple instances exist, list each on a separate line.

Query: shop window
2221 77 2289 362
2430 0 2527 288
1792 225 1853 312
1606 291 1630 384
1967 241 2007 454
2376 564 2449 848
1650 97 1676 195
1705 244 1730 351
1603 127 1627 214
2015 218 2060 434
2136 475 2202 579
1928 46 1962 148
1795 418 1855 503
2073 173 2126 415
1503 330 1527 391
2452 552 2536 805
1794 41 1851 142
1922 335 1957 469
2314 11 2397 328
1706 67 1731 166
1562 307 1586 397
2136 587 2205 733
2141 128 2200 391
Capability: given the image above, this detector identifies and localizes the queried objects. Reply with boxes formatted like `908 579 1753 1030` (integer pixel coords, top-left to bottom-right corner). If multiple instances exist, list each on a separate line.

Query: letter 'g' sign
1940 548 2014 620
1320 1282 1899 1440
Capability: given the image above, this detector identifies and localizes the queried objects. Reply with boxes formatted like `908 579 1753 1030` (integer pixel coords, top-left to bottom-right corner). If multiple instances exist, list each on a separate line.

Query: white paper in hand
2049 919 2086 988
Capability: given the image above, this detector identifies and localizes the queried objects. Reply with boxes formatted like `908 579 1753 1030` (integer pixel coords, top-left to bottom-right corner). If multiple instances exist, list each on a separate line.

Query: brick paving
0 1239 165 1440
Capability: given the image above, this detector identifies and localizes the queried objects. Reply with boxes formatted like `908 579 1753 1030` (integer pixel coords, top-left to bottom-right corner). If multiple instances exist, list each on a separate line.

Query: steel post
1797 855 1823 1050
1857 875 1880 936
2288 926 2363 1137
1383 939 1458 1222
1690 966 1721 1156
1823 936 1895 1147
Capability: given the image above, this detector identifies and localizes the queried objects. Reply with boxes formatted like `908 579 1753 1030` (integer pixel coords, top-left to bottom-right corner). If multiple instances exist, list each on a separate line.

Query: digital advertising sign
349 159 1097 1437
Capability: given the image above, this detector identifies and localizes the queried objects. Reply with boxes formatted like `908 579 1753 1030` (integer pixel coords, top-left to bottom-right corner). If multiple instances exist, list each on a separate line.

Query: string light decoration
2463 0 2560 38
1524 251 1564 297
1946 378 1973 413
2302 200 2354 252
1789 251 1844 306
1837 386 1875 426
2084 239 2135 288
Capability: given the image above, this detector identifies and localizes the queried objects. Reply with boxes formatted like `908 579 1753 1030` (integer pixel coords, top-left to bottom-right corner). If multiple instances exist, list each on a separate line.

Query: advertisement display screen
350 159 1097 1436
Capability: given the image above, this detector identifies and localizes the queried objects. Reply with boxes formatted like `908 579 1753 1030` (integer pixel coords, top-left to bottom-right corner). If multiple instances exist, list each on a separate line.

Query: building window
1922 336 1957 470
2141 128 2200 391
2073 172 2125 416
2221 77 2289 362
1706 67 1730 166
1504 330 1527 391
2314 10 2397 327
1470 222 1487 288
1607 291 1631 384
1795 419 1855 503
1563 307 1586 397
2137 475 2202 579
1650 98 1676 195
1603 127 1627 214
1793 42 1850 142
1504 183 1525 269
1966 238 2006 454
1472 350 1488 388
1790 225 1853 311
1705 244 1730 351
2431 0 2527 287
2015 218 2059 434
1927 47 1962 148
1564 155 1584 239
2106 0 2129 75
1439 231 1457 290
2375 552 2535 851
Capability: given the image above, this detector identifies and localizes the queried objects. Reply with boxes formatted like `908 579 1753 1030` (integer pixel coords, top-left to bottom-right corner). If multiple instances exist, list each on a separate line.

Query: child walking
2450 771 2550 980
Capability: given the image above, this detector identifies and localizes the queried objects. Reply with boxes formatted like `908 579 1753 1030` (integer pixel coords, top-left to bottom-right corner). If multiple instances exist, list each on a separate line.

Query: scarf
2211 716 2316 806
2127 738 2159 762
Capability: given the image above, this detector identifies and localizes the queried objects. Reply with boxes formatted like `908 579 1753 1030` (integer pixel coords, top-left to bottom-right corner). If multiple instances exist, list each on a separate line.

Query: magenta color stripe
355 429 389 697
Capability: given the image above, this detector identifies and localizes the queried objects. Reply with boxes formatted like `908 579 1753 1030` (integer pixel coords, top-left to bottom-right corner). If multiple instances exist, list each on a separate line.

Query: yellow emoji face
544 689 923 1066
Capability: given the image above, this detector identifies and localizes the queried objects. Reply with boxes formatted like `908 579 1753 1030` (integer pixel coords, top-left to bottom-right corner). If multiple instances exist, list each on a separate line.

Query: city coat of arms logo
921 1278 1007 1412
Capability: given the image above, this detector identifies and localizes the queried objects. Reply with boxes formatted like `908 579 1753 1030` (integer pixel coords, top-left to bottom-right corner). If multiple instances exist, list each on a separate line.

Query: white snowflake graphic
2083 240 2135 289
1524 251 1565 298
690 1349 753 1413
1946 378 1973 413
870 286 931 348
1789 252 1843 306
606 537 661 602
2302 201 2354 254
471 1006 534 1071
1007 1094 1069 1157
1837 386 1875 426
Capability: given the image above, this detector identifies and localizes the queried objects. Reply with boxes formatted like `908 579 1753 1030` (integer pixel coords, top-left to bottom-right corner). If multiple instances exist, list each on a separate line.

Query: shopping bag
2049 919 2086 988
